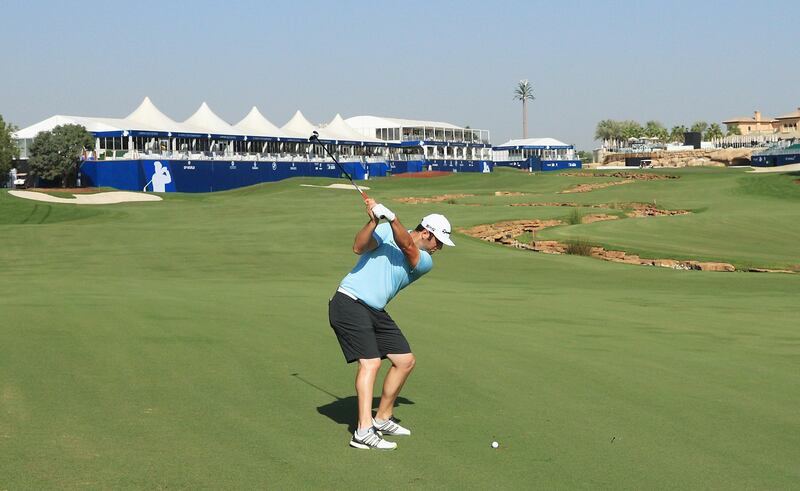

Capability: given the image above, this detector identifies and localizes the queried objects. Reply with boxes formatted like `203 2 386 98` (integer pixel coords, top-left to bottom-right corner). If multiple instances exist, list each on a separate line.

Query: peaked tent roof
318 114 383 143
233 106 288 138
281 110 317 138
494 138 572 149
125 96 210 134
126 96 180 130
183 102 239 135
13 115 129 140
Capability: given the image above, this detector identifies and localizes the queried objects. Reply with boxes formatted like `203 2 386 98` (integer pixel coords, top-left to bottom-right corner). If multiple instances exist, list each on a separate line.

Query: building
12 98 493 192
345 115 492 174
492 138 581 171
723 108 800 137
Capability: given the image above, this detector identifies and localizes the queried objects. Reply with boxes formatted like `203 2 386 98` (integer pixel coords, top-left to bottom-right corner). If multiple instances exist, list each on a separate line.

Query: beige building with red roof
723 108 800 137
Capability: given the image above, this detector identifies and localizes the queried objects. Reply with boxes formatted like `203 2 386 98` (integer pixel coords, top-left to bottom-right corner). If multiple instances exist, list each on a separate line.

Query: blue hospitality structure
13 98 493 192
751 142 800 167
492 138 581 172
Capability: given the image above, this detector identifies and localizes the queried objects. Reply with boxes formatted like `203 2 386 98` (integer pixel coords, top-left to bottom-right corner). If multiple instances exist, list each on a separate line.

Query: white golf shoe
349 427 397 450
372 416 411 436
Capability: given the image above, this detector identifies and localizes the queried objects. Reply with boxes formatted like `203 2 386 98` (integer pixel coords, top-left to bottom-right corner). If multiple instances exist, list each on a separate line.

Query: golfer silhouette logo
148 161 172 192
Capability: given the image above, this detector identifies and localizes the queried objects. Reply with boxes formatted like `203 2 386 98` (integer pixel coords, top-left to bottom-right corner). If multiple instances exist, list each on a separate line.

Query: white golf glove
371 203 396 222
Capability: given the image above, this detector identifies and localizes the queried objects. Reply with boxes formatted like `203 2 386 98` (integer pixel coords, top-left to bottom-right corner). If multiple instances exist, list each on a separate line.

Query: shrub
567 208 583 225
565 238 593 256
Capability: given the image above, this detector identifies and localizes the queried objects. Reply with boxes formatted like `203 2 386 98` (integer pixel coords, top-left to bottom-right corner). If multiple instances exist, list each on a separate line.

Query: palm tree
513 80 535 139
706 123 724 140
669 125 688 143
690 121 709 137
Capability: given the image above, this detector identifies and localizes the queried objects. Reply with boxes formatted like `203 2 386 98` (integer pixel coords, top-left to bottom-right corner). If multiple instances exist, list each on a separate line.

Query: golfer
329 198 454 450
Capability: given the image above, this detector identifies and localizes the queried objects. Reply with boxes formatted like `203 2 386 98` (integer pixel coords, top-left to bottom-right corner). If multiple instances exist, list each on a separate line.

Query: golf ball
491 441 499 448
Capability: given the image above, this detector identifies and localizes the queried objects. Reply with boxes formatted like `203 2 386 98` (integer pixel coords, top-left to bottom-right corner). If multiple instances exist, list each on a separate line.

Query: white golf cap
421 214 455 246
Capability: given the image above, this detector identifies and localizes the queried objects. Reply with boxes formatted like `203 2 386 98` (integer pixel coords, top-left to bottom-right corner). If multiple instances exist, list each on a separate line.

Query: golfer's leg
356 358 382 430
376 353 415 420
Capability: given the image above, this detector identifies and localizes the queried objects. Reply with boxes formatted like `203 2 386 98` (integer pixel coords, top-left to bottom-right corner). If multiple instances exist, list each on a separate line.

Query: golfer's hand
371 203 396 222
365 198 378 221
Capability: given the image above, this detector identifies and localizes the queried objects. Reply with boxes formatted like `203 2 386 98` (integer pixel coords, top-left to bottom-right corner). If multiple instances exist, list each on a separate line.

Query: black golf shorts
328 291 411 363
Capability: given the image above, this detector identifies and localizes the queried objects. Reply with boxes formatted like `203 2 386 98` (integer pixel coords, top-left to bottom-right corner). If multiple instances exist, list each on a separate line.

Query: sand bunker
300 184 372 190
9 190 162 205
747 163 800 173
494 191 527 196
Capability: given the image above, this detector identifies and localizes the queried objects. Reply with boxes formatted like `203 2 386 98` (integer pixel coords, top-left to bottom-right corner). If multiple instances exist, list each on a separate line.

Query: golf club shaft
312 137 369 200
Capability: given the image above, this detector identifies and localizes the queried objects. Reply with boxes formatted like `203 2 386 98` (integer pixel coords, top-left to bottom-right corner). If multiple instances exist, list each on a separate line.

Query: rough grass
565 237 593 256
567 208 583 224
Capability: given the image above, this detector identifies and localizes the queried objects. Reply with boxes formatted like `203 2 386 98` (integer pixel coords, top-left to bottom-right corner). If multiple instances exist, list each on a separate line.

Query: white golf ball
491 441 499 448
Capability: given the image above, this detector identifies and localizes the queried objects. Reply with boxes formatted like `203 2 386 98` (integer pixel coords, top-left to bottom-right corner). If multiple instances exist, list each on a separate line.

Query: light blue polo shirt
339 223 433 310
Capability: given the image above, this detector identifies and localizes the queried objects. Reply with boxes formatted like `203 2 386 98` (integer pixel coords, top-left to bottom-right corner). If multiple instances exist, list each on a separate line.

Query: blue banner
81 158 492 193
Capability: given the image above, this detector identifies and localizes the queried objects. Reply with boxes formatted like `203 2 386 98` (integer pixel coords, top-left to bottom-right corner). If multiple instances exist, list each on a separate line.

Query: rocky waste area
624 203 690 218
582 214 619 224
563 172 678 180
559 180 634 194
459 219 738 272
394 193 474 204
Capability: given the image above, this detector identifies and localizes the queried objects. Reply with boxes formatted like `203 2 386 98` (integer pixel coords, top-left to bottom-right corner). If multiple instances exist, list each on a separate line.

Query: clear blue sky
3 0 798 150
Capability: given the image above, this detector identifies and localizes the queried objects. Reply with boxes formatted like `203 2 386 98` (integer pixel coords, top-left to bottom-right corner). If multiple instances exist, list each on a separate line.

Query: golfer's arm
353 219 379 254
390 218 420 268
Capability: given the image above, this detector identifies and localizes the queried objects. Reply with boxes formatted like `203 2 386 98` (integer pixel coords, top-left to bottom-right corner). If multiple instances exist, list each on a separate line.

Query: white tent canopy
495 138 572 149
14 98 393 145
318 114 383 143
13 115 128 139
281 110 317 138
183 102 238 135
233 106 288 138
125 96 180 130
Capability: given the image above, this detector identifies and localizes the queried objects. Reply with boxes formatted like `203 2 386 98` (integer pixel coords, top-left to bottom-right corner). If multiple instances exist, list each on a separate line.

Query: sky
2 0 799 150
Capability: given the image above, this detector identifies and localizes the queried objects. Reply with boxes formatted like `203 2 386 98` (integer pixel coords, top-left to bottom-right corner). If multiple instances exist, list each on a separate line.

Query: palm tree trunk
522 99 528 139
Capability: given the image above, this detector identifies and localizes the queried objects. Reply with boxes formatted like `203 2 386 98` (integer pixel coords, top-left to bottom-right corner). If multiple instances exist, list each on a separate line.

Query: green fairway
1 168 798 489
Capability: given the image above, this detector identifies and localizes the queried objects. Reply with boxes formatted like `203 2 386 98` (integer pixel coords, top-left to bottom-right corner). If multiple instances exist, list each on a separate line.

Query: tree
726 124 741 137
690 121 709 137
513 80 535 139
705 123 724 140
619 120 644 140
594 119 621 142
669 125 688 143
0 114 19 180
577 150 593 163
644 120 668 141
29 124 94 187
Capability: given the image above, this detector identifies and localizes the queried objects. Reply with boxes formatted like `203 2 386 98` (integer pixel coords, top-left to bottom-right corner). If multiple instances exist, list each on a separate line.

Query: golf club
309 131 370 200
